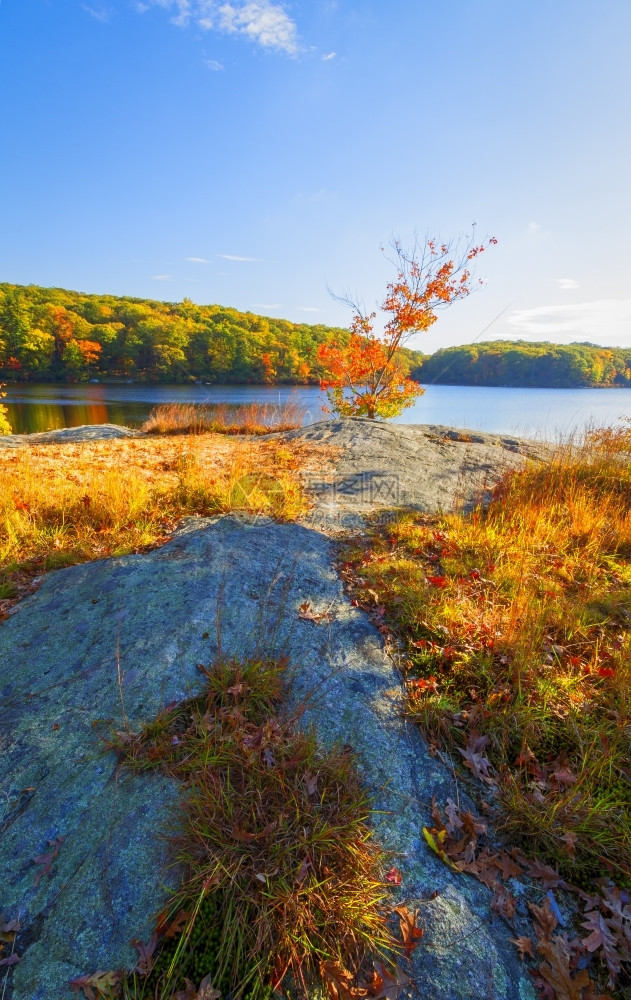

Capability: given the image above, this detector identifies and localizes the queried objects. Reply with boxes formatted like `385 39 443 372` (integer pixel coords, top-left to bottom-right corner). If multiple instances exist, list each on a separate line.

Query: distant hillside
414 340 631 388
0 282 426 384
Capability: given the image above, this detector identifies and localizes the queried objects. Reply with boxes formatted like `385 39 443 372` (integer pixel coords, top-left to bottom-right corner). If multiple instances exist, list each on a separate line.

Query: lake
3 382 631 439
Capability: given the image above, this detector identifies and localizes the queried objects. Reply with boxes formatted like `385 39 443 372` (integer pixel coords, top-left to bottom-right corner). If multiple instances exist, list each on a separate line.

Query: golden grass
110 658 394 1000
0 432 327 613
141 399 308 436
340 426 631 886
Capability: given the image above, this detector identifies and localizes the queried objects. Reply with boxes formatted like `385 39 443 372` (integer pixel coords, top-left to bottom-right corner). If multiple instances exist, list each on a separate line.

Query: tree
317 229 497 419
0 383 12 434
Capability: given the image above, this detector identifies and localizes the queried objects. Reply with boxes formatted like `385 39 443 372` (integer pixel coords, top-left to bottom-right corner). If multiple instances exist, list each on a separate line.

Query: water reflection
2 382 630 438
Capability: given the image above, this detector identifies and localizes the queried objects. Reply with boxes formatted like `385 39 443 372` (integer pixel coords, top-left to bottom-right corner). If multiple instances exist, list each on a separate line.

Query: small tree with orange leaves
318 228 497 419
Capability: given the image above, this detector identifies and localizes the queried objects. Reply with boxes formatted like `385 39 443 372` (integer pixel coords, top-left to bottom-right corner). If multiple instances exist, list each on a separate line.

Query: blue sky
1 0 630 352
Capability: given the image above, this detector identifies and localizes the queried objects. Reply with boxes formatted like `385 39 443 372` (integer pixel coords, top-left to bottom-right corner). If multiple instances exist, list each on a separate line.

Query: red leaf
385 866 402 885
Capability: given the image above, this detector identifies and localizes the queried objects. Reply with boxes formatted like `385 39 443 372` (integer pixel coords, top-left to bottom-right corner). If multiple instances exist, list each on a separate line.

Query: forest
414 339 631 387
0 282 424 384
2 284 629 388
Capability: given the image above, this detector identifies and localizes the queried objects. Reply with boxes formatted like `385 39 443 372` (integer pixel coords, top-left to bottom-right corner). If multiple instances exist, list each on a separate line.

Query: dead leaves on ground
298 600 335 624
175 974 221 1000
423 799 630 998
69 970 122 999
320 905 421 1000
320 957 411 1000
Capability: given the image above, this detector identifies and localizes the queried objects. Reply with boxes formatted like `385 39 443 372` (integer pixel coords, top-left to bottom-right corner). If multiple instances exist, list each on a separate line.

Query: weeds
339 426 631 883
0 434 318 613
107 658 394 999
141 399 307 436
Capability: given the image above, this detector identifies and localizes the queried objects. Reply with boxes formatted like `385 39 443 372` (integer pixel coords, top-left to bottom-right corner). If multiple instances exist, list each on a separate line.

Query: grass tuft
141 399 308 436
109 658 393 999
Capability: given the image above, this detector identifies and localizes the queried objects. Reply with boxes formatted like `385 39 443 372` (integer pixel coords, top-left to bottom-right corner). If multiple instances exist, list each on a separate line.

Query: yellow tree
0 384 12 434
318 228 497 418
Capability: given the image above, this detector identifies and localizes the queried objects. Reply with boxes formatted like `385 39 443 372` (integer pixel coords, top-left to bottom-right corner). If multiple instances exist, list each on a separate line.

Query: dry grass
141 399 308 436
0 433 328 612
340 425 631 887
109 658 394 1000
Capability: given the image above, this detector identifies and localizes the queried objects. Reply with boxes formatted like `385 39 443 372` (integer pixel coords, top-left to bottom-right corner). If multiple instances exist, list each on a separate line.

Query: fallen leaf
69 970 122 999
226 681 245 697
385 867 402 885
298 601 334 624
0 918 22 942
522 857 566 890
157 908 189 940
132 934 157 975
33 836 65 887
393 905 424 958
560 831 578 857
297 855 311 881
320 960 368 1000
457 745 496 786
175 979 198 1000
491 852 522 881
368 962 411 1000
422 826 460 872
536 936 591 1000
196 974 222 1000
491 884 518 921
528 898 558 942
304 770 318 796
581 909 621 986
509 936 534 960
444 798 464 835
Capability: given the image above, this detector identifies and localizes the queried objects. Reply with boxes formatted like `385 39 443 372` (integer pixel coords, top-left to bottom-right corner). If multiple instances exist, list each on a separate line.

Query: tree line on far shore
414 340 631 388
0 282 424 384
1 283 629 388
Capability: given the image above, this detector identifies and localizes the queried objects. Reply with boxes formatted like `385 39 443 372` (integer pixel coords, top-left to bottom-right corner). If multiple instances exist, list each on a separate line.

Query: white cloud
140 1 298 54
507 299 631 347
217 253 265 261
152 274 174 280
527 222 541 234
556 278 580 290
203 57 224 70
322 51 336 61
218 2 298 53
83 4 113 21
186 256 211 262
298 306 325 313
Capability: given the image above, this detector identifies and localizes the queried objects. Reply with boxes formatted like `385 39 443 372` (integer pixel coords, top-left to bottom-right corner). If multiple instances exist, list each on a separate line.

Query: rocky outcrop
286 418 545 530
0 424 141 448
1 513 536 999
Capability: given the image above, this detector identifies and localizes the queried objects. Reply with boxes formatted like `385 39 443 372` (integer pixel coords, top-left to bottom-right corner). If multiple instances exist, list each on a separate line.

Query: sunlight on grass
340 424 631 886
141 398 308 435
0 433 319 610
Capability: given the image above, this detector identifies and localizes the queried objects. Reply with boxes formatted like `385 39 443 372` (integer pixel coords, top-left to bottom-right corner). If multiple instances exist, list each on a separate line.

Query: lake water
3 382 631 439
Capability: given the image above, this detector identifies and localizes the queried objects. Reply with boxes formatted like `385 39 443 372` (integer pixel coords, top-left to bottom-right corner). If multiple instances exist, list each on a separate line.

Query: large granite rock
285 418 545 531
0 515 535 1000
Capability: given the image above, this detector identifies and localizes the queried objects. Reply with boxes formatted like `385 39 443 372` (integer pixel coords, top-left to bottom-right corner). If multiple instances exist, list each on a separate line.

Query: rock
0 424 142 448
285 418 546 530
0 515 535 999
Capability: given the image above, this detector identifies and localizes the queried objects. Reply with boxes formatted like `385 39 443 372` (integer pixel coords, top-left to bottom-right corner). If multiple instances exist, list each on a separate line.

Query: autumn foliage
0 382 11 435
318 230 497 418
